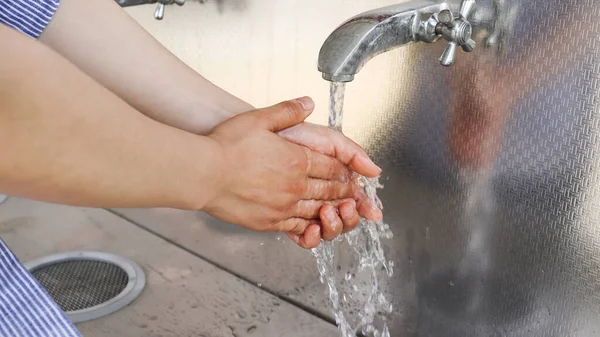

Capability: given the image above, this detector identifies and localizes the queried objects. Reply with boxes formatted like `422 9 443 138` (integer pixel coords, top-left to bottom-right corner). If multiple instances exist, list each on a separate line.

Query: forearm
39 0 252 135
0 26 221 210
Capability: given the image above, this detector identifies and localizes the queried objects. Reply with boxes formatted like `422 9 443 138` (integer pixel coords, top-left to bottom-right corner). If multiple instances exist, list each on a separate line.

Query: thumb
255 97 315 132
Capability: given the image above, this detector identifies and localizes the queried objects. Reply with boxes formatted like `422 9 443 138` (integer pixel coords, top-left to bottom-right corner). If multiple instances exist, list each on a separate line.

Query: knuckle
279 101 303 119
302 147 312 174
290 221 303 235
288 180 307 196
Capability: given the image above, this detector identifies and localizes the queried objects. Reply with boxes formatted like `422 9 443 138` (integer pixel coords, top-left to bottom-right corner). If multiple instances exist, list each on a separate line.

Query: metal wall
118 0 600 336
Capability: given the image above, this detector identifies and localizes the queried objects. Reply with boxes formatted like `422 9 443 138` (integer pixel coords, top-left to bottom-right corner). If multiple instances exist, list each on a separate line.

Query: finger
320 204 344 241
355 189 383 221
292 199 351 219
273 217 312 234
286 224 322 249
279 123 381 177
255 97 314 132
339 200 361 233
304 148 350 182
303 179 355 200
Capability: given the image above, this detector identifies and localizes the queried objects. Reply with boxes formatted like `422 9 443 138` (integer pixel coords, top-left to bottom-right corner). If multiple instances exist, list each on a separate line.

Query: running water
311 82 394 337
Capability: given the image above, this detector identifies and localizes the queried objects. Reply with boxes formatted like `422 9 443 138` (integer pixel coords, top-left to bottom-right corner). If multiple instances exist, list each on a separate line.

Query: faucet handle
154 0 185 20
436 0 476 66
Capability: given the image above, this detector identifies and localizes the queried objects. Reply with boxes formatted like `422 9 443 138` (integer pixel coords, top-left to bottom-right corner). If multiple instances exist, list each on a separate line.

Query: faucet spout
318 0 476 82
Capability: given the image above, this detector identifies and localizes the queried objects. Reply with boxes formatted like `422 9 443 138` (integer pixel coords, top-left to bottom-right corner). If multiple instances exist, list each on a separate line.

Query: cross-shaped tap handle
436 0 477 66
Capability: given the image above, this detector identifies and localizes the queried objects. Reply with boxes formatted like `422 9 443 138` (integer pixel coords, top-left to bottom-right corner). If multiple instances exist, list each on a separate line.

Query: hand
279 122 384 248
204 97 376 241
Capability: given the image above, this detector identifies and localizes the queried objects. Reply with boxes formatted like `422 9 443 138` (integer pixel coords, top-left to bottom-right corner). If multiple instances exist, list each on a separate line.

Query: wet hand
279 122 383 219
204 97 367 239
279 122 383 248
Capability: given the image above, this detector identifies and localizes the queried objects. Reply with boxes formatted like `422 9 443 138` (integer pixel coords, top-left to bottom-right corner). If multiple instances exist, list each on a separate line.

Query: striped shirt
0 0 59 38
1 1 84 335
0 239 82 337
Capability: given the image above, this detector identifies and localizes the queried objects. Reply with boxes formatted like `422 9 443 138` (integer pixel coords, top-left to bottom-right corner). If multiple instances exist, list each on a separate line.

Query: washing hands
204 97 383 249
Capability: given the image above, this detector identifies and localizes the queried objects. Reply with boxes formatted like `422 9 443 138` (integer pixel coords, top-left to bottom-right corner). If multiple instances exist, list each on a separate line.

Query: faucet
318 0 477 82
115 0 206 20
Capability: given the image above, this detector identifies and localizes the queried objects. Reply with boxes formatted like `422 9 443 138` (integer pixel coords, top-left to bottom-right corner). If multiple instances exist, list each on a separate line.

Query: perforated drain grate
25 251 145 323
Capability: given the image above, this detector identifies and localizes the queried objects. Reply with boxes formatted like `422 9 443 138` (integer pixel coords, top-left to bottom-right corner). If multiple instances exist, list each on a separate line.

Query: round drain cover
24 251 145 323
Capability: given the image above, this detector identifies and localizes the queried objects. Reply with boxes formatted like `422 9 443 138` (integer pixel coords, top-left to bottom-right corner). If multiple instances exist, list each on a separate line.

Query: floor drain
24 251 146 323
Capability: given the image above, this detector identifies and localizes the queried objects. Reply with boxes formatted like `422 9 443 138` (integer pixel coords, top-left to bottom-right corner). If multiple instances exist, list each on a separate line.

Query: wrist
177 135 227 212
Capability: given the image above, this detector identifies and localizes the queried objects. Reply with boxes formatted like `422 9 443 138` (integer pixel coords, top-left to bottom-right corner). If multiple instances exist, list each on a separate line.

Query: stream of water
311 82 394 337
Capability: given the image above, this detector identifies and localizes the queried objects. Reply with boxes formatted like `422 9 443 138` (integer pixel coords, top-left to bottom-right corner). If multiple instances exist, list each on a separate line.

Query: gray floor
0 197 339 337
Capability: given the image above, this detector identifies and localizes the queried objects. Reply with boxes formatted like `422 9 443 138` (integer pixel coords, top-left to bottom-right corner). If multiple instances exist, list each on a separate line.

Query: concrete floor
0 197 339 337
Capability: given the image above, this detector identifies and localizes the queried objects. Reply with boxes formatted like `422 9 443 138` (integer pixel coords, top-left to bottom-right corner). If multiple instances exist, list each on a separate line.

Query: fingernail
326 208 337 223
373 208 383 221
294 97 314 111
358 155 382 175
341 204 354 219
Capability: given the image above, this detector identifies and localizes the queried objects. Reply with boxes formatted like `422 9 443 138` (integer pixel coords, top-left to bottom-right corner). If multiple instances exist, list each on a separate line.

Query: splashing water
311 82 394 337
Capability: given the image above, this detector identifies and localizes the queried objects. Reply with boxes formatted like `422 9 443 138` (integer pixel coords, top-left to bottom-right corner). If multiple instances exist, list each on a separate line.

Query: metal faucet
318 0 477 82
115 0 206 20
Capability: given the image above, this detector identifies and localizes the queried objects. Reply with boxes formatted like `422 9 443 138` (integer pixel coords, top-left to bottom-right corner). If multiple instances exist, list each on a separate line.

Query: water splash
311 82 394 337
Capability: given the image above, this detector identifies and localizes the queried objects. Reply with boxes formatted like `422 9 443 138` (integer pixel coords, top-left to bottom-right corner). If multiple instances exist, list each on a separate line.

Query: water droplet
345 272 353 281
138 323 148 329
449 280 455 287
257 283 262 288
260 242 264 246
247 325 257 333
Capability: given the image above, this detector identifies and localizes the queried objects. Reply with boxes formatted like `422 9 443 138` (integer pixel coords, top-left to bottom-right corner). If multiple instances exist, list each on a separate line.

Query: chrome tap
114 0 206 20
318 0 477 82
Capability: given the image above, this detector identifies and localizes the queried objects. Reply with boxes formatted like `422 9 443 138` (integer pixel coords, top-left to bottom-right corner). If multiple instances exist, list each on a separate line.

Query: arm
39 0 251 135
0 25 221 210
1 25 375 248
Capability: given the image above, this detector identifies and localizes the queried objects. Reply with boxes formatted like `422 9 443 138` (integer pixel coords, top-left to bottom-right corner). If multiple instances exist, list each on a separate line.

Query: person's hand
204 97 379 247
278 122 384 248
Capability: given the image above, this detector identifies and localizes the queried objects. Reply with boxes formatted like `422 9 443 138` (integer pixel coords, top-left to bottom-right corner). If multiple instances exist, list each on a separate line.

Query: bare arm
1 25 378 249
39 0 252 135
0 25 222 209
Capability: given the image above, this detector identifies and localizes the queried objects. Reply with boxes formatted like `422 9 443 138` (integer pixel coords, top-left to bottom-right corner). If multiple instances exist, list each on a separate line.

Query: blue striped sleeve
0 0 60 39
0 239 82 337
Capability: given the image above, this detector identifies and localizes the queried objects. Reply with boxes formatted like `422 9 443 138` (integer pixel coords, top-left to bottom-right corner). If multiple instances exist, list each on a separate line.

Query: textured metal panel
117 0 600 336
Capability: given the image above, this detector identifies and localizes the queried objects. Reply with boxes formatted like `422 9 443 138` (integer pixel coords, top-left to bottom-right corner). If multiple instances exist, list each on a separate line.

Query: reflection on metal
119 0 600 335
317 0 477 82
25 251 146 324
0 195 7 206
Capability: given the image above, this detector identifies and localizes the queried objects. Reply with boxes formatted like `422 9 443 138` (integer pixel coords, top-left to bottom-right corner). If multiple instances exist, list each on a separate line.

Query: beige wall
124 0 411 144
